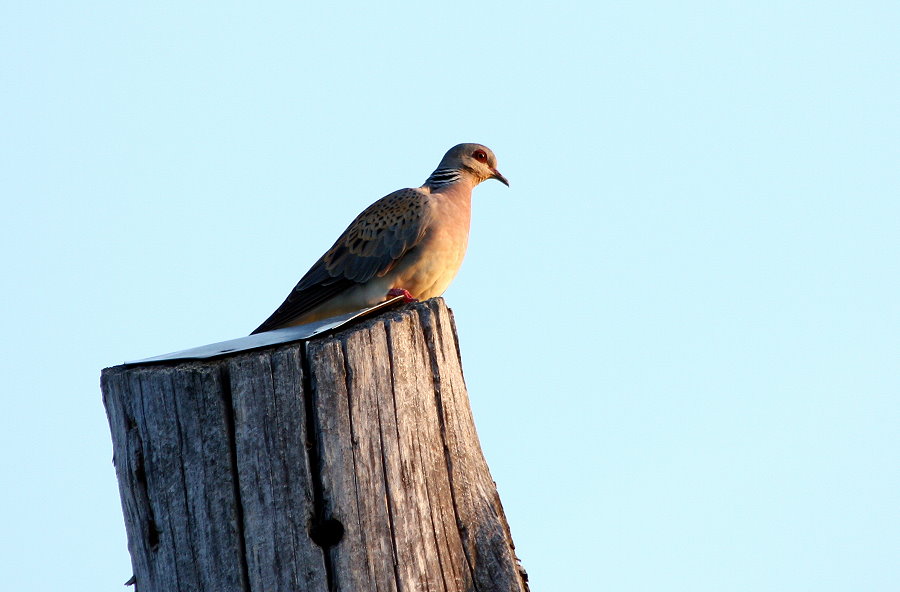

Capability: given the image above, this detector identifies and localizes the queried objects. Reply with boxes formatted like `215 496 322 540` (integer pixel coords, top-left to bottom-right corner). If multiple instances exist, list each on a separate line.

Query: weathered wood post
101 298 528 592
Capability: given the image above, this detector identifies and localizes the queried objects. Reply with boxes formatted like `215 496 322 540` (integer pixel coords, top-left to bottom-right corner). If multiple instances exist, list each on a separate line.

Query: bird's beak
490 168 510 187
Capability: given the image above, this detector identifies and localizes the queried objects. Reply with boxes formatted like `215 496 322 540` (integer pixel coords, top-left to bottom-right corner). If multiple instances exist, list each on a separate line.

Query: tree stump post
101 298 528 592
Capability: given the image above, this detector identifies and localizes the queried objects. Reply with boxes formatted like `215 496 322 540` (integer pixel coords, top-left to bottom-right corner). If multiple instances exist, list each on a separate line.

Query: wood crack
167 372 199 578
422 309 479 589
381 328 407 590
302 342 339 591
218 364 252 592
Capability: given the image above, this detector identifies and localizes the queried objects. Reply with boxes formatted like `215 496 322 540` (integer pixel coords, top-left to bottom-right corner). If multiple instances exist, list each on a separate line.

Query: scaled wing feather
251 188 428 333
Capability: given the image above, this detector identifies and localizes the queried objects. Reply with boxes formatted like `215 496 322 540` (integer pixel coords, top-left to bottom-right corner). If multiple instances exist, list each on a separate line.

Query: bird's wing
252 188 430 334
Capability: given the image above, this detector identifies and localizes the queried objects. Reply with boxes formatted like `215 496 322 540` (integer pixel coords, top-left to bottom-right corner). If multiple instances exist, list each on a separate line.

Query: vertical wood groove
218 363 252 592
381 321 410 591
377 354 405 590
338 339 374 590
300 342 337 592
421 311 479 587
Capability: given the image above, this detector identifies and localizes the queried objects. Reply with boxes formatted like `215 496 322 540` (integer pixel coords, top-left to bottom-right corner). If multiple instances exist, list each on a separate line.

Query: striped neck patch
424 168 462 189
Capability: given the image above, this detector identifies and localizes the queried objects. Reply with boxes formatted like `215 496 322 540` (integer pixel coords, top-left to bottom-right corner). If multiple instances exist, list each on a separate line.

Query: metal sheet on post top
125 296 406 366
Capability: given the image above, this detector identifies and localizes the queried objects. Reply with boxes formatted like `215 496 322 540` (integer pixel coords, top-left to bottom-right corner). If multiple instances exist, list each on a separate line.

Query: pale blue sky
1 2 897 590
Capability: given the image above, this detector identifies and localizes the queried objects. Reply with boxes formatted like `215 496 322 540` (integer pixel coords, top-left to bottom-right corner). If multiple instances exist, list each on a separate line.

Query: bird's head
437 143 509 187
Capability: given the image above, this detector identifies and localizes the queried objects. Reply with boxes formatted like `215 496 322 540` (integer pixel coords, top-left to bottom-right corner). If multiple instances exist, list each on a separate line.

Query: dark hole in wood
147 517 161 551
134 451 146 485
309 518 344 548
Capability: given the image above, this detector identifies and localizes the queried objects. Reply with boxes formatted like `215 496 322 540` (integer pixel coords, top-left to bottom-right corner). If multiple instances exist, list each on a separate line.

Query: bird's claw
387 288 418 303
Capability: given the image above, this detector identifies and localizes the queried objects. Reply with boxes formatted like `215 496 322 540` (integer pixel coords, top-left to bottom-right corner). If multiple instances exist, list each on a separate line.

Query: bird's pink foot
387 288 418 303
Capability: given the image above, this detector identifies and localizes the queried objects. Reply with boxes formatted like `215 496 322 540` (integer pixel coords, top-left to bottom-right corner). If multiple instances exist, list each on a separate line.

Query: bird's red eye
473 150 488 162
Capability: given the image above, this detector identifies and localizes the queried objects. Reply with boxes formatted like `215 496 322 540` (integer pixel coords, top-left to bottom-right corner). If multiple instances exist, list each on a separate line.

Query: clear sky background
2 2 897 591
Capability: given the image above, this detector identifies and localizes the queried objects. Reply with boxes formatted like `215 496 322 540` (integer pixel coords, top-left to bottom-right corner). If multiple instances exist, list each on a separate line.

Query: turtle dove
252 143 508 334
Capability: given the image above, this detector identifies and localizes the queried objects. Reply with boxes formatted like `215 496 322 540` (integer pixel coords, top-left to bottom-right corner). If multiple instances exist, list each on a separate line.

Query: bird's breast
391 192 472 300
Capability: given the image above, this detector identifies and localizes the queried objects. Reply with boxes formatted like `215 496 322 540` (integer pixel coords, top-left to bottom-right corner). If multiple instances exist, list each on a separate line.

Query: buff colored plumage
252 143 508 334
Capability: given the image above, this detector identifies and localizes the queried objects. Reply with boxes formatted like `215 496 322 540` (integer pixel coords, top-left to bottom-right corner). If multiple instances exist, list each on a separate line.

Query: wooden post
102 298 528 592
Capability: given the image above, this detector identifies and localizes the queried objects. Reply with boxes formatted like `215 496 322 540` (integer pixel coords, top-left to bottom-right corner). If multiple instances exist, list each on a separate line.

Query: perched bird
252 143 508 334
